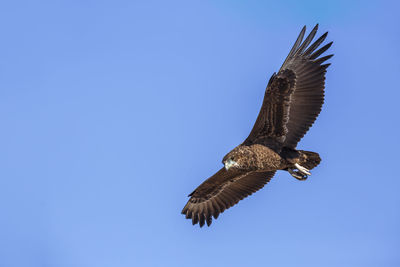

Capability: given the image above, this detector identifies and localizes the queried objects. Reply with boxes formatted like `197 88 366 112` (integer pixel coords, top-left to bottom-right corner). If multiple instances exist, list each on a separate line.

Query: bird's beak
224 159 238 170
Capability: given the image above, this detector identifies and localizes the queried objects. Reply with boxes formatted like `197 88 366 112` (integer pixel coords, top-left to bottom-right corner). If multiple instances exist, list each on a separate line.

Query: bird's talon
294 163 311 176
288 167 309 180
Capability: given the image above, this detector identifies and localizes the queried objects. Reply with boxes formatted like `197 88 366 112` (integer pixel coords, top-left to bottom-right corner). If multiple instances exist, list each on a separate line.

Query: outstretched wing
245 24 333 149
182 168 275 227
244 69 297 150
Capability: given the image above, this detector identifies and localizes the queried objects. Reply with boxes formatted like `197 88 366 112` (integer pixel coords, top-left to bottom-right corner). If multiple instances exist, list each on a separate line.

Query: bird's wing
182 168 275 227
244 24 333 149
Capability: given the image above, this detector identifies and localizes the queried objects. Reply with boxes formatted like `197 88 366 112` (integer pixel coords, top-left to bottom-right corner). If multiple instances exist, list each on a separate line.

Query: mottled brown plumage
182 24 332 227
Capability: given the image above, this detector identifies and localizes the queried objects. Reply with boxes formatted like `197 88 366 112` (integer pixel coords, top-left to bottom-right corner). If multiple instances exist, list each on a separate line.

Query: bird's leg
294 163 311 175
288 163 311 181
288 168 308 180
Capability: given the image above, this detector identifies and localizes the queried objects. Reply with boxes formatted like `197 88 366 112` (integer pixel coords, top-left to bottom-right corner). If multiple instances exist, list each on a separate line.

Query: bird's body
223 144 320 173
182 24 333 227
223 144 284 172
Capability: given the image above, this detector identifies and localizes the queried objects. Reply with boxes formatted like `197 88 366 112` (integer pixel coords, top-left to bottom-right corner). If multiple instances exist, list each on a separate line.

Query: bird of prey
182 25 333 227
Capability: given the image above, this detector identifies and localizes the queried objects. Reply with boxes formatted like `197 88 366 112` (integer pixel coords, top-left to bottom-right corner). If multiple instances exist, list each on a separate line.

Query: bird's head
222 145 255 171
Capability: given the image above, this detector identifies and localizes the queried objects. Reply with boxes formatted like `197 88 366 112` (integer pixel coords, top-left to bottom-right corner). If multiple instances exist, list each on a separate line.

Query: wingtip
314 54 334 64
185 211 191 219
192 214 198 225
321 31 328 39
321 63 331 70
325 54 334 60
181 202 189 214
199 217 205 227
206 216 213 227
181 208 188 215
327 41 333 50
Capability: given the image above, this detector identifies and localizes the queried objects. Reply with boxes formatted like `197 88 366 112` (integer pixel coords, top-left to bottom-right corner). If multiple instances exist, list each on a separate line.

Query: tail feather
298 150 321 170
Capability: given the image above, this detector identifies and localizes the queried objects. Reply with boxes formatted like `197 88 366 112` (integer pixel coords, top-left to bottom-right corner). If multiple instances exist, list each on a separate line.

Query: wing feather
182 168 275 227
244 69 296 150
245 25 333 149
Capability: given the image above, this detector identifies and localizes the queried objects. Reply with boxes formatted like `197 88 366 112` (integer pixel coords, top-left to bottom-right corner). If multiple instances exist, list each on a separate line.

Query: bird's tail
297 150 321 170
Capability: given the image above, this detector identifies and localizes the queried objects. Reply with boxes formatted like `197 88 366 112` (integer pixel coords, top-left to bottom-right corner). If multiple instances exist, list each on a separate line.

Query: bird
182 24 333 227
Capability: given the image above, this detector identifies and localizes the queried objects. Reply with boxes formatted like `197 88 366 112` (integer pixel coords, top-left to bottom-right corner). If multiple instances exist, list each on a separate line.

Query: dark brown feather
182 168 275 227
245 24 333 149
244 69 296 150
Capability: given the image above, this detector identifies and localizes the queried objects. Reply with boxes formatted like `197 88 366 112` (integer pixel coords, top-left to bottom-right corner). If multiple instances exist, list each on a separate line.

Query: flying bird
182 25 333 227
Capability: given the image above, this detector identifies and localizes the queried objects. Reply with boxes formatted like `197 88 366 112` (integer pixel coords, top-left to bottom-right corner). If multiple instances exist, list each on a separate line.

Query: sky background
1 0 399 266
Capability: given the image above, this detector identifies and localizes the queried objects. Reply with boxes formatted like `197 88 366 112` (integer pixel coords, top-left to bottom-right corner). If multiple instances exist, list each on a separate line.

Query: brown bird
182 24 333 227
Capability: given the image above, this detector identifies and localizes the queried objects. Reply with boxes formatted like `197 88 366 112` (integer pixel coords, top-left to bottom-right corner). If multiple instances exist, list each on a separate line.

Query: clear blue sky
1 1 399 266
